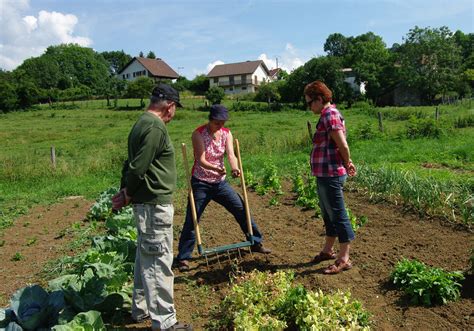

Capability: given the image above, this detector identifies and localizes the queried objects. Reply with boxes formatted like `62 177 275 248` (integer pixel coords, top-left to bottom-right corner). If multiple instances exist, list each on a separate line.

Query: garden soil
1 186 472 330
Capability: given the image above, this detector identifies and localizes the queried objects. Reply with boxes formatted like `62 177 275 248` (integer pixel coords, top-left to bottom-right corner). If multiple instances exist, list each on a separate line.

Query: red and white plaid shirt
310 105 347 177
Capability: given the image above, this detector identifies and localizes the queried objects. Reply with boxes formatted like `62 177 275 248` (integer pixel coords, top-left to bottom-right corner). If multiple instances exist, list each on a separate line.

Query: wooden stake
50 146 56 169
377 112 383 132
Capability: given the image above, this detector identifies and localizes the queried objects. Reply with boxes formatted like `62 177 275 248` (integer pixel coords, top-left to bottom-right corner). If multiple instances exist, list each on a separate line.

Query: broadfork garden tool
181 139 254 268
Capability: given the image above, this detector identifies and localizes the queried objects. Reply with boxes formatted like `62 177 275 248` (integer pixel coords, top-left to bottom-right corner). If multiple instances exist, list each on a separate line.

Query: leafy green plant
52 310 104 330
291 166 321 217
207 270 370 330
87 187 118 221
11 252 24 261
347 208 368 232
390 258 464 306
2 285 65 330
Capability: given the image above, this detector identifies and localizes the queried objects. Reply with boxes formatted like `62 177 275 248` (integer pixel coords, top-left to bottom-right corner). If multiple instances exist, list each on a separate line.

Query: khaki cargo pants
132 203 177 330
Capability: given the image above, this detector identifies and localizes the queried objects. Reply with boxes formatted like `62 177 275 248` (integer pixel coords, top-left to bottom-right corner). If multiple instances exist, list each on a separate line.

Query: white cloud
0 0 92 70
258 43 306 73
206 60 225 73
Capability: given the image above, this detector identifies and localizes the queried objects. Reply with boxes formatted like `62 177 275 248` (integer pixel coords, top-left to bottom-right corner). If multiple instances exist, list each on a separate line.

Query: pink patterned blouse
192 124 230 183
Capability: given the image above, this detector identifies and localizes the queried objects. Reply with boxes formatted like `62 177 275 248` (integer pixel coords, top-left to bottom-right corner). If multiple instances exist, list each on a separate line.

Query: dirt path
1 188 472 330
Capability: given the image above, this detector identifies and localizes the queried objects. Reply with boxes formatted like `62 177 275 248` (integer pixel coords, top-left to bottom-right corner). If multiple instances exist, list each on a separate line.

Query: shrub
406 117 444 139
205 86 225 105
390 258 464 306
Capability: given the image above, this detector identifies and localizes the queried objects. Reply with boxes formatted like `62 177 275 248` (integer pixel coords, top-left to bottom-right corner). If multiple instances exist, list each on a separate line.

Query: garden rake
181 139 254 268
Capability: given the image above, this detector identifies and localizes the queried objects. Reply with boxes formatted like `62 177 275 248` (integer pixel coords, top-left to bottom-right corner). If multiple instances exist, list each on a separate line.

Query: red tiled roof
118 57 179 78
268 68 281 77
207 60 269 77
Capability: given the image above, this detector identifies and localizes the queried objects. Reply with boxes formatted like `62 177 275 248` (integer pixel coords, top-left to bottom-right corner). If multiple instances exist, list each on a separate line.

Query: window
242 86 247 90
254 75 258 84
241 74 246 84
229 75 234 85
122 74 125 79
213 77 218 83
143 70 146 75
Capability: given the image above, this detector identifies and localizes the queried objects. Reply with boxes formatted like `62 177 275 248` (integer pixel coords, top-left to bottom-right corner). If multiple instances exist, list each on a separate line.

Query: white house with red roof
117 57 179 82
207 60 271 94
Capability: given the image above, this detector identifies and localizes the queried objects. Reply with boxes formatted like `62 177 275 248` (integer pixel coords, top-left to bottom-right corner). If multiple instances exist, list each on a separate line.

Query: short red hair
304 80 332 103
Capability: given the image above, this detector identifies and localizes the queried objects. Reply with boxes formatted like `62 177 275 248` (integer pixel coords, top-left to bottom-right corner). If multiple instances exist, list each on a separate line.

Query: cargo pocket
140 234 168 256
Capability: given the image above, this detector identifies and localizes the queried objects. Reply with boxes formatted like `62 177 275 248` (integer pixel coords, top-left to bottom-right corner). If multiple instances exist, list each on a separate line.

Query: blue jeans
317 175 355 243
177 177 263 261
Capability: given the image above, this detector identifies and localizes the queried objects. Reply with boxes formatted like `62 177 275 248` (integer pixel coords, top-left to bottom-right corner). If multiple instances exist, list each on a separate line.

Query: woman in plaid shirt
304 80 357 274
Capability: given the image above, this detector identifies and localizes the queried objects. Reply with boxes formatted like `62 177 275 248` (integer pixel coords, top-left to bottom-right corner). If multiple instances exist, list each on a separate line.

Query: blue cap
209 104 229 120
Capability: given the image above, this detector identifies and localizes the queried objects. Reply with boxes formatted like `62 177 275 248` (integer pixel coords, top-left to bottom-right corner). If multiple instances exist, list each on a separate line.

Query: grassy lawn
0 98 472 230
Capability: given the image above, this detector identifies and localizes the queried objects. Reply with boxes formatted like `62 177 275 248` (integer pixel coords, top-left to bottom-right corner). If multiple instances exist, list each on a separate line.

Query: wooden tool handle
234 139 253 237
181 143 202 246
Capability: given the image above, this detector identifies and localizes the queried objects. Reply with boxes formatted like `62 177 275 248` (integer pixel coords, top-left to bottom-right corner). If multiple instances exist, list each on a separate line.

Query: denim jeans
177 177 263 261
132 203 177 330
317 175 355 243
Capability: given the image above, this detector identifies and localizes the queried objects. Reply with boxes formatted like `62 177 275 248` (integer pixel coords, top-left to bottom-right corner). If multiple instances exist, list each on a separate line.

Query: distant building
268 68 282 81
207 60 271 94
117 57 179 82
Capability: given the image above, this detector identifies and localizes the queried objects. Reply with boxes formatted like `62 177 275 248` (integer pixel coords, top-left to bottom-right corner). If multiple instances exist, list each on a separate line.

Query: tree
188 74 210 95
324 33 350 58
146 51 156 59
205 86 225 105
139 51 144 57
347 32 391 103
101 50 132 74
398 26 463 102
126 77 154 106
256 82 281 104
0 71 18 112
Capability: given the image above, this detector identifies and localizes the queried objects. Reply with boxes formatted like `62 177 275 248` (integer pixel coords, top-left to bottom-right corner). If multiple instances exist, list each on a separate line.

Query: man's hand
345 162 357 177
215 167 227 175
231 168 241 178
112 189 131 212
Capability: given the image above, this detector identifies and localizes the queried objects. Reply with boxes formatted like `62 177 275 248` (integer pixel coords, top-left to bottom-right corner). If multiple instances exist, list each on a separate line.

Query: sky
1 0 473 79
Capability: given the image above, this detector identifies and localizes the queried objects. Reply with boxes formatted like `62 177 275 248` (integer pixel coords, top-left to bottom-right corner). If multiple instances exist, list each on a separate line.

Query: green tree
126 77 154 106
139 51 144 57
0 70 18 112
398 26 463 102
256 82 281 104
205 86 225 104
101 50 132 74
146 51 156 59
16 55 61 89
347 32 391 103
324 33 351 58
188 74 210 95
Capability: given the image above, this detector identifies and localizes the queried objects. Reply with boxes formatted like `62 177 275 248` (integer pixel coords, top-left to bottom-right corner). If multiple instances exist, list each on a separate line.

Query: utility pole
177 67 184 77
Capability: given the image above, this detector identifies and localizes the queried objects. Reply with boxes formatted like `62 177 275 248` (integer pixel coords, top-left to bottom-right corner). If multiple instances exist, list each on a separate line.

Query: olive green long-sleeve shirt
121 112 176 204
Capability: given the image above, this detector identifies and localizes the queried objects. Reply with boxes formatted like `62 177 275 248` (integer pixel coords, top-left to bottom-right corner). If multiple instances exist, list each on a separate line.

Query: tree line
0 26 472 112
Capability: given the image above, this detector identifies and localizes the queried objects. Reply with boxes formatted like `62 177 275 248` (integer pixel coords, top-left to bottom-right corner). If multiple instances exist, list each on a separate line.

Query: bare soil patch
1 187 472 330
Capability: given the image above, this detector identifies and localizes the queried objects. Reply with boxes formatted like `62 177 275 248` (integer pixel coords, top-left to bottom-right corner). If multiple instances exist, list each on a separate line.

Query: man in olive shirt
113 83 192 331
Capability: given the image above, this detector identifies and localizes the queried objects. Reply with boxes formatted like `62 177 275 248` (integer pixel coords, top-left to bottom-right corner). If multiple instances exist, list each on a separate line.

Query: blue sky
1 0 473 78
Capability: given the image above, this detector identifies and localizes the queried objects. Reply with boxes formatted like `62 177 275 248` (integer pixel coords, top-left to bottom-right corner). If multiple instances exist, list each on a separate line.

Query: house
207 60 270 94
117 57 179 82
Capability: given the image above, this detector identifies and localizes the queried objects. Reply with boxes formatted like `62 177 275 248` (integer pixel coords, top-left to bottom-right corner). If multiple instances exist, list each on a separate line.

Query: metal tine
205 255 210 271
237 248 242 259
226 250 232 263
216 252 222 269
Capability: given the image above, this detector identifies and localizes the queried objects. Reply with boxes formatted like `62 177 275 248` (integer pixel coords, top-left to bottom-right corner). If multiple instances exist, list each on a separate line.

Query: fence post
50 146 56 169
377 112 384 132
435 106 439 121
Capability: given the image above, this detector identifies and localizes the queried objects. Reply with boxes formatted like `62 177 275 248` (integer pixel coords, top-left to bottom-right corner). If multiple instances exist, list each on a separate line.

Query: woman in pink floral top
304 81 357 275
176 105 271 271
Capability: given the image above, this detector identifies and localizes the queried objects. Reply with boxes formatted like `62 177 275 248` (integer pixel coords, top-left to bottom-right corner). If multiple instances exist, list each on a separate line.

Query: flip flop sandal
312 251 337 264
323 259 352 274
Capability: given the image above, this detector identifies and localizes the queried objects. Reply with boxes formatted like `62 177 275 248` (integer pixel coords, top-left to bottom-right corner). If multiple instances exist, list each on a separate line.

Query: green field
1 98 473 230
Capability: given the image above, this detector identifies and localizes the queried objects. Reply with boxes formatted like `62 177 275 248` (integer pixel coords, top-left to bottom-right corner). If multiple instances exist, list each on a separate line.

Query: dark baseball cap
209 104 229 121
151 83 183 107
